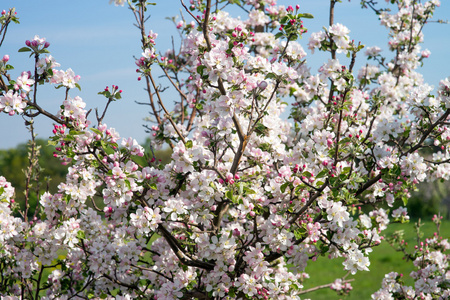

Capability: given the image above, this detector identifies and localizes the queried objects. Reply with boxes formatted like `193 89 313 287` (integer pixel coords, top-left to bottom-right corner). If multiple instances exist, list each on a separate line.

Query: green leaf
342 167 351 174
90 128 102 136
225 190 234 201
69 130 83 136
339 137 351 144
238 182 244 195
302 171 312 178
244 187 256 194
354 177 365 183
76 230 85 240
289 34 298 41
124 179 131 189
280 182 289 193
265 72 277 79
300 13 314 19
316 169 328 179
329 176 338 185
197 65 206 76
47 140 57 146
18 47 31 53
293 227 306 239
98 91 111 98
275 32 284 39
402 196 408 206
254 122 269 136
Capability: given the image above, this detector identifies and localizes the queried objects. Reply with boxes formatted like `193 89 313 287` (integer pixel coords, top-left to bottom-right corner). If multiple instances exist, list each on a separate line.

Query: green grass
301 219 450 299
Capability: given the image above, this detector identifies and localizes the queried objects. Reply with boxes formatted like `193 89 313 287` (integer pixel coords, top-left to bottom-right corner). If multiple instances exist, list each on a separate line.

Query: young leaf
18 47 31 52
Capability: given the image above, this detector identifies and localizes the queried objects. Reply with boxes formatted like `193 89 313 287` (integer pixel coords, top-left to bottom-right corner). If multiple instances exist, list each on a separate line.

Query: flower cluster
0 90 26 115
51 68 81 89
308 23 351 54
372 218 450 299
135 30 158 78
0 0 449 299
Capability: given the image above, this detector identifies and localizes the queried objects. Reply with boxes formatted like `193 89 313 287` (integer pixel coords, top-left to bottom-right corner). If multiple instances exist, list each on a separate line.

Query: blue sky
0 0 449 149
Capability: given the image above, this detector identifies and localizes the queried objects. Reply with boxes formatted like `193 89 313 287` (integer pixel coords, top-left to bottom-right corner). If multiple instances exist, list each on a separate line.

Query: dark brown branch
288 180 329 225
407 109 450 154
158 224 214 270
355 173 382 197
329 0 336 59
102 273 138 290
24 100 67 125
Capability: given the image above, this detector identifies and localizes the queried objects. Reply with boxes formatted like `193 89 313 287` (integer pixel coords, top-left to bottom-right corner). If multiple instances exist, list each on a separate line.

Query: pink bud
2 55 9 62
258 81 268 90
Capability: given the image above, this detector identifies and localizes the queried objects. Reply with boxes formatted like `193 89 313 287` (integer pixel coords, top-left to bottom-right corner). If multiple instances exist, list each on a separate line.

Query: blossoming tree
0 0 449 299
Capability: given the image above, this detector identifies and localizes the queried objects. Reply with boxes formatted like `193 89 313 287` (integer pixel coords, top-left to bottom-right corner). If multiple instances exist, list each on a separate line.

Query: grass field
300 219 449 299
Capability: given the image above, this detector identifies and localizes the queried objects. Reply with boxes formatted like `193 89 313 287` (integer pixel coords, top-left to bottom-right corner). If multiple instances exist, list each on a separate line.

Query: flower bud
258 81 268 90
